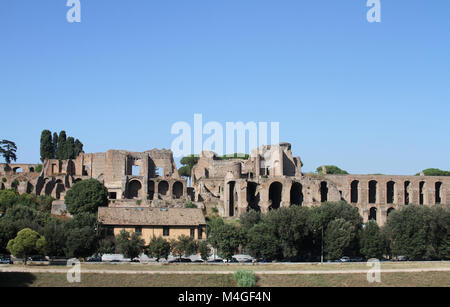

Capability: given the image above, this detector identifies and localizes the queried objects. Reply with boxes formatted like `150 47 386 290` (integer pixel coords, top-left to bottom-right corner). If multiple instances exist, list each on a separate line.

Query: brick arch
269 181 283 210
127 179 143 199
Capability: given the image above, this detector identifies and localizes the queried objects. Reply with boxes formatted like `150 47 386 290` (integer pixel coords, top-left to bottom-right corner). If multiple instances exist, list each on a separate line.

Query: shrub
185 202 197 208
234 270 256 287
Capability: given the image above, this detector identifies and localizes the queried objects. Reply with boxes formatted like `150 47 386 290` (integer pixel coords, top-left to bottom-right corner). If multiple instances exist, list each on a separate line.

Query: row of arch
350 180 444 205
127 180 184 200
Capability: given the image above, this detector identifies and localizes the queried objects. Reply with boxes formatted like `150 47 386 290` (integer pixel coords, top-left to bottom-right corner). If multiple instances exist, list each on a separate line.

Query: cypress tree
52 132 58 158
74 139 83 157
40 130 54 162
56 131 67 160
66 137 75 159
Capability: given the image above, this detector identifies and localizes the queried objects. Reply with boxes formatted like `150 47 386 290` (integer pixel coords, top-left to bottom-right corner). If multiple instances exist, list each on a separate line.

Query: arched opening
128 180 142 199
148 181 155 200
435 182 442 204
320 182 328 202
228 181 236 216
419 181 425 205
269 182 282 210
387 181 395 204
26 182 34 194
158 181 169 196
387 207 395 217
404 181 410 205
44 181 55 196
173 181 183 199
351 180 359 203
29 167 35 172
13 167 22 174
55 183 65 200
369 207 377 221
246 182 260 211
290 182 303 206
369 180 377 204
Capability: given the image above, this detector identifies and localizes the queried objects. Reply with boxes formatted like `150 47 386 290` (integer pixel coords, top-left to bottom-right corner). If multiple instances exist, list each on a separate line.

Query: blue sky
1 0 449 174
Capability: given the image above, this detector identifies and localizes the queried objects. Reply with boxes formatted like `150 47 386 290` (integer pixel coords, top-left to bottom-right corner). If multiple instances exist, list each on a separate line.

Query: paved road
1 266 450 275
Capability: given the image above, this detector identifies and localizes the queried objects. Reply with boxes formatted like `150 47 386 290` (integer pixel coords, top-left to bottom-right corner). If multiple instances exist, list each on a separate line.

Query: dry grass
9 261 450 272
257 272 450 287
0 272 236 287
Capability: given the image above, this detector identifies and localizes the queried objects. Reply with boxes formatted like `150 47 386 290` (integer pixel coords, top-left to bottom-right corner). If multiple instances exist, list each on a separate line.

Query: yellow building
98 207 206 244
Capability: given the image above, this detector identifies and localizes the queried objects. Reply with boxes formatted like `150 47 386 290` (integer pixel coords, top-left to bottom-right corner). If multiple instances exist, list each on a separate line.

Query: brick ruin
1 143 448 225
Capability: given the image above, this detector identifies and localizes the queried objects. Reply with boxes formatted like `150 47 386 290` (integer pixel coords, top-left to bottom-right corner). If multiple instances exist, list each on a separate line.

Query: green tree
64 212 100 258
40 218 67 258
116 230 144 260
55 131 67 160
97 237 116 255
64 179 108 215
0 140 18 164
360 220 385 259
170 235 198 259
7 228 46 263
178 155 199 178
52 132 58 157
207 217 243 261
197 240 211 261
385 205 450 260
324 218 356 260
316 165 349 175
40 130 54 161
147 236 171 261
415 168 450 176
0 189 19 214
66 137 75 159
246 223 280 260
239 210 262 234
74 139 83 157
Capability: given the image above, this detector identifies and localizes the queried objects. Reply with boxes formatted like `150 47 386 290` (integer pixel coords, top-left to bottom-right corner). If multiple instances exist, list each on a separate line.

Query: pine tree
40 130 54 162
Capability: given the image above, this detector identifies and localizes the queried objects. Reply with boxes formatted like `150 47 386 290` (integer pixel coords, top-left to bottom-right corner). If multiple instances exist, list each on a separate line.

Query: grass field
1 262 449 287
0 271 449 287
6 261 450 272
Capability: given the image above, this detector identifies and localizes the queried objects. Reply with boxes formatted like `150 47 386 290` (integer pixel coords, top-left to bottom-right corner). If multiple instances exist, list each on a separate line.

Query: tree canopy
316 165 349 175
0 140 17 164
64 179 108 215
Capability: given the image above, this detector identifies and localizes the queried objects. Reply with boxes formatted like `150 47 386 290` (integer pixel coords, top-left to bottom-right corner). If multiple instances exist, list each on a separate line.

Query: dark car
28 255 48 262
192 259 205 263
207 259 224 263
0 255 13 264
169 258 192 263
86 256 102 262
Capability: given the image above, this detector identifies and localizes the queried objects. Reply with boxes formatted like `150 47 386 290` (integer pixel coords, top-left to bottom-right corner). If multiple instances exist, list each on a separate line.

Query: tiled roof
98 207 206 226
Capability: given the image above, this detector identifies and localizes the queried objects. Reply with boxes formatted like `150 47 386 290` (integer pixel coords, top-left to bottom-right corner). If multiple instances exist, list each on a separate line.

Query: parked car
86 256 102 262
340 256 351 262
0 255 13 264
207 258 224 263
28 255 48 262
169 258 192 263
396 256 408 261
350 257 364 262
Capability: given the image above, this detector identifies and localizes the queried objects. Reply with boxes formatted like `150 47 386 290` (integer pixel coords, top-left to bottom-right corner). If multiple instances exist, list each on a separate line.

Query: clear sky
1 0 449 174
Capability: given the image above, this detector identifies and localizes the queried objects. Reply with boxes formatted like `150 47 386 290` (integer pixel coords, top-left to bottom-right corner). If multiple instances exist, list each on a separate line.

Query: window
163 227 169 237
190 228 195 238
106 227 114 237
135 226 142 234
198 228 203 240
108 192 117 200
